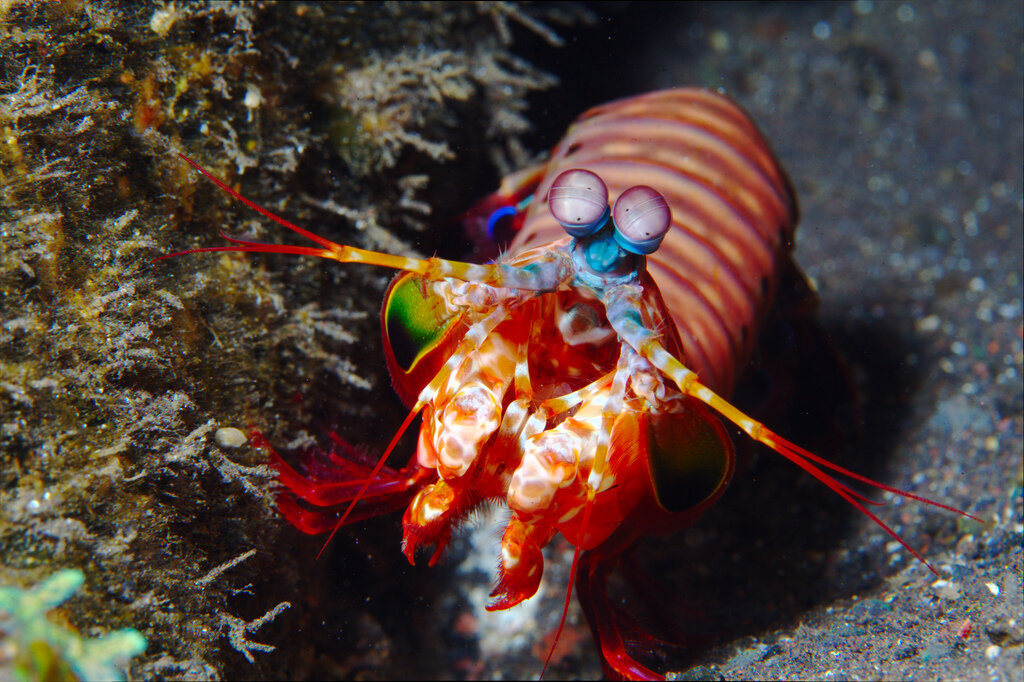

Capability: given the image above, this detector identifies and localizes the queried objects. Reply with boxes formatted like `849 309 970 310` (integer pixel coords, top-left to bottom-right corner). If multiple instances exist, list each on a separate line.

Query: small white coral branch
480 1 565 46
219 601 291 664
197 548 291 664
195 549 257 588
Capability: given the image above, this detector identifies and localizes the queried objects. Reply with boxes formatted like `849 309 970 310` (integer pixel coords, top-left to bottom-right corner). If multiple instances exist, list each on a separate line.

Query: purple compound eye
548 169 609 238
612 185 671 255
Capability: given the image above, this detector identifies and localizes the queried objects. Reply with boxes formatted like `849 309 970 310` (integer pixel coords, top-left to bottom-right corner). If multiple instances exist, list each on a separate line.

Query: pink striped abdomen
510 88 798 395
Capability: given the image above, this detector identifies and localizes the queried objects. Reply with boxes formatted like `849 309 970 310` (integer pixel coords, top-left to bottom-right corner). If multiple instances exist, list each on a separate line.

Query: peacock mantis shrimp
158 88 978 679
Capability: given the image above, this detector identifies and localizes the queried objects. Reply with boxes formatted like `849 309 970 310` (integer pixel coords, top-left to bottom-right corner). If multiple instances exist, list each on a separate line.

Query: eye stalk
612 185 671 255
548 169 610 238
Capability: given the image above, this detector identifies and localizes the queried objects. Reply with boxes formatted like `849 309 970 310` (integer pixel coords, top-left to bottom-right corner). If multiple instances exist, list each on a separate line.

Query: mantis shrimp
159 88 977 679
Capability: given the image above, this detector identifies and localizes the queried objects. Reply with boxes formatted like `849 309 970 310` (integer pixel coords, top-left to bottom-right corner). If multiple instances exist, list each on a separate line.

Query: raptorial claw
401 481 463 566
488 516 554 610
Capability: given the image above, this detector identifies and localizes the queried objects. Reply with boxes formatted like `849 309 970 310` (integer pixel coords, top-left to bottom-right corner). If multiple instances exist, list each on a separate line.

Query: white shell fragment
215 427 249 449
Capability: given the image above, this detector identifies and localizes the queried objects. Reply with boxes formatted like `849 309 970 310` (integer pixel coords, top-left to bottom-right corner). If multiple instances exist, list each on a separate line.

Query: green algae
0 569 146 682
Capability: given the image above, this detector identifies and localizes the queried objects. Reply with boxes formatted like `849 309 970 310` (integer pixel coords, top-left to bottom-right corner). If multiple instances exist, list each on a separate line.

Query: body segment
510 89 797 394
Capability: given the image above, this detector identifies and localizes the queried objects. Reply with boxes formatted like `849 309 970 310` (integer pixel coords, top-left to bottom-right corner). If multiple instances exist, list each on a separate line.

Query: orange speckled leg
408 303 520 482
487 514 556 610
401 479 471 566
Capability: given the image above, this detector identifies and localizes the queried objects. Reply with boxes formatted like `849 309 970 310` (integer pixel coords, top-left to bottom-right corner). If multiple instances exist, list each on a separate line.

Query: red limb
764 431 982 519
318 404 424 558
161 153 344 256
251 431 436 535
272 450 430 508
277 492 424 535
575 527 664 681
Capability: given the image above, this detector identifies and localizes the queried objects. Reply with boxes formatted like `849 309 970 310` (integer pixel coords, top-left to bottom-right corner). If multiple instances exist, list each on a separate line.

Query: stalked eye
548 169 609 238
611 185 671 255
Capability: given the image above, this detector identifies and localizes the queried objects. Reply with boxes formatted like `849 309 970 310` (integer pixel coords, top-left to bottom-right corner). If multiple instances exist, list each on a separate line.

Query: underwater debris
0 570 146 682
196 549 258 589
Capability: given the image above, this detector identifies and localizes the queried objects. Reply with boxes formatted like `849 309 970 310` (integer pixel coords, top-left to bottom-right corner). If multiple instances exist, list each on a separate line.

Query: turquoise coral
0 570 146 682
